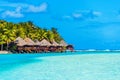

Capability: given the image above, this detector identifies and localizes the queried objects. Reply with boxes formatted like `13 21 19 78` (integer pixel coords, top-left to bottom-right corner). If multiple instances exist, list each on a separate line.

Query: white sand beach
0 51 11 54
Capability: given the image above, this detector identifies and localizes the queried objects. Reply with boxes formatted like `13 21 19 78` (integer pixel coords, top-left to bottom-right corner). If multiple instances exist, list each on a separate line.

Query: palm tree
46 30 54 42
0 20 7 51
0 34 5 50
51 27 63 43
38 29 47 41
3 29 16 50
0 20 64 51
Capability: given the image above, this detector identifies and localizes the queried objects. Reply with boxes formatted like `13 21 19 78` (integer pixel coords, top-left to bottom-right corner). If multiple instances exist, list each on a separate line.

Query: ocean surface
0 51 120 80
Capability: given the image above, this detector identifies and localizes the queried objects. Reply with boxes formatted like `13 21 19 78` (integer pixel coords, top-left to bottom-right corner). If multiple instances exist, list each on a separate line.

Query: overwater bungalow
66 45 74 52
59 40 68 52
39 39 51 52
34 39 41 46
24 38 36 53
14 37 73 53
51 40 59 46
49 40 59 52
59 40 68 47
34 39 42 52
14 37 26 53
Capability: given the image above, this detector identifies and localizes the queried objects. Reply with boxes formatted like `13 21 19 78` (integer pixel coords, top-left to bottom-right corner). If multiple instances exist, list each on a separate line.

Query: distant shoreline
75 50 120 52
1 50 120 54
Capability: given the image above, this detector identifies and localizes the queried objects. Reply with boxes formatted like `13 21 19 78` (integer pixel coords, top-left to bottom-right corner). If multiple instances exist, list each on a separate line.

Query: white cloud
0 1 29 7
72 10 101 20
93 11 102 16
63 15 73 19
27 3 48 13
0 2 48 18
73 13 83 18
54 10 102 21
0 1 48 13
2 6 24 18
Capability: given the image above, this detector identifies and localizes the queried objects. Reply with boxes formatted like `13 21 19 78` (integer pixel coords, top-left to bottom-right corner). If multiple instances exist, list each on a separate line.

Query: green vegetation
0 20 63 50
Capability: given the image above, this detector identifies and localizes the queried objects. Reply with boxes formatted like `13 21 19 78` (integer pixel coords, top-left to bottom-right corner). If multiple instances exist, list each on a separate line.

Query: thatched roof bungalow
66 44 74 52
59 40 68 47
24 38 35 46
23 38 36 52
34 39 41 46
14 37 71 53
39 39 51 52
14 37 26 52
39 39 51 46
15 37 26 46
51 40 59 46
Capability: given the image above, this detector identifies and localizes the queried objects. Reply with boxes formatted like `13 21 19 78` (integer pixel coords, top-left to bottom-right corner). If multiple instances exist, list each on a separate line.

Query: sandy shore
0 51 11 54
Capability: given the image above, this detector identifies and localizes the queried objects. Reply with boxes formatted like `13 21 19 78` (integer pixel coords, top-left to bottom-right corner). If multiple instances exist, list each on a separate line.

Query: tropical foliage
0 20 63 50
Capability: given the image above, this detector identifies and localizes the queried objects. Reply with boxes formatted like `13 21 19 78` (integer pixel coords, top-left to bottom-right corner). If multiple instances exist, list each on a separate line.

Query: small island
0 20 74 53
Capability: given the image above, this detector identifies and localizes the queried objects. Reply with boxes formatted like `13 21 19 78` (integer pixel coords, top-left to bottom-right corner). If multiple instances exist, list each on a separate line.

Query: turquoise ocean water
0 51 120 80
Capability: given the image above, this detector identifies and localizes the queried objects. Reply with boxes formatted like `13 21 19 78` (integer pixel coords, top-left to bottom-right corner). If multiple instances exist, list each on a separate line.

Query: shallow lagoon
0 52 120 80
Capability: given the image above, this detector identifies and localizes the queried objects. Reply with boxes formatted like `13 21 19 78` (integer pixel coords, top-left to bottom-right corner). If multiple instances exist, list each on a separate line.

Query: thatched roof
34 39 41 45
24 38 35 45
39 39 51 46
59 40 68 46
15 37 26 46
51 40 59 46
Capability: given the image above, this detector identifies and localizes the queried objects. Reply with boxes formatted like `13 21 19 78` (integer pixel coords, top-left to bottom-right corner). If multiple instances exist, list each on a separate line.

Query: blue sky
1 0 120 50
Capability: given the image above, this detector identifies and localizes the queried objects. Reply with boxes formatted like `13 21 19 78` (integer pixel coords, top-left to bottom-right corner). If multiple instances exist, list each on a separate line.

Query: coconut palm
3 28 16 50
51 27 63 43
0 34 5 50
0 20 64 51
46 30 54 42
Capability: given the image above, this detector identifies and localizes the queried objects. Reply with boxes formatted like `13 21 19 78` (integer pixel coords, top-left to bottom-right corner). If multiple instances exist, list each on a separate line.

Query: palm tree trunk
6 41 9 51
1 44 3 51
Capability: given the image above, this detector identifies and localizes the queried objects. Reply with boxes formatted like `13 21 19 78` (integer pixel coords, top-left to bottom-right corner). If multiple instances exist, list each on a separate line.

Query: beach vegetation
0 20 63 51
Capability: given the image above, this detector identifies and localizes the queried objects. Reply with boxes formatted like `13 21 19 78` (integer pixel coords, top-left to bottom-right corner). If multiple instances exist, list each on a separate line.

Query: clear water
0 52 120 80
